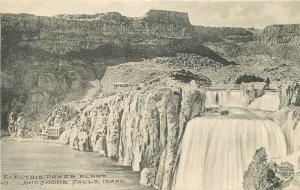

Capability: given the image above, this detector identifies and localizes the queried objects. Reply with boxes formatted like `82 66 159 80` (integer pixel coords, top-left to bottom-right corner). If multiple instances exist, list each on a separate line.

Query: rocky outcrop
241 82 268 102
258 24 300 44
143 10 190 26
279 81 300 107
16 66 87 121
235 74 266 85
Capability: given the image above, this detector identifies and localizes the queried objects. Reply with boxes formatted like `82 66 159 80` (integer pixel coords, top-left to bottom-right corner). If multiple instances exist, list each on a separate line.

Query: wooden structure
111 82 129 88
47 126 63 139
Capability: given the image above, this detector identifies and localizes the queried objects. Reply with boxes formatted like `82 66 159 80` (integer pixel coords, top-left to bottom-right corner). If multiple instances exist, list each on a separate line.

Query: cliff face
280 81 300 107
194 26 254 43
113 87 205 189
1 10 193 55
258 24 300 44
143 10 190 25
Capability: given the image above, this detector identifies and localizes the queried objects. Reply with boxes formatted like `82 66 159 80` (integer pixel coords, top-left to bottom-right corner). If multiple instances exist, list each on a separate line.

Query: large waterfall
174 117 287 190
205 90 248 108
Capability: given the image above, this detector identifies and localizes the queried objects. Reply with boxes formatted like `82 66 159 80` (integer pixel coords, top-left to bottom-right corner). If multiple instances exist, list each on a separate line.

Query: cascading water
174 116 287 190
228 90 248 108
205 90 227 107
205 90 248 108
205 89 281 112
248 91 281 111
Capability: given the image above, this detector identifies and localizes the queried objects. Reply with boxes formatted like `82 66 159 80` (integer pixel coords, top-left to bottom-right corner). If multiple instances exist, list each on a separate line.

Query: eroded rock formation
241 82 268 102
280 81 300 107
258 24 300 44
38 84 205 189
106 87 205 189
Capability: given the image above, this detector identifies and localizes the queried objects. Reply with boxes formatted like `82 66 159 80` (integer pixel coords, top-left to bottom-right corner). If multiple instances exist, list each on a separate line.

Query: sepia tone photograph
0 0 300 189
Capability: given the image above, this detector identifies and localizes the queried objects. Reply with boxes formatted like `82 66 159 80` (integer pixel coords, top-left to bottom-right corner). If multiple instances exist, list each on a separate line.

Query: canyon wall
194 26 254 43
1 10 193 55
258 24 300 44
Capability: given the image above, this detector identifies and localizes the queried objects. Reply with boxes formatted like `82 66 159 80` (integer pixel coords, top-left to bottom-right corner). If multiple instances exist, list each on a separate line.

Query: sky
0 0 300 28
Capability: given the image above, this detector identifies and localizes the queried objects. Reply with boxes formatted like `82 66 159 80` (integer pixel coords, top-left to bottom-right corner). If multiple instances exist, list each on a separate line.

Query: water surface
1 141 153 190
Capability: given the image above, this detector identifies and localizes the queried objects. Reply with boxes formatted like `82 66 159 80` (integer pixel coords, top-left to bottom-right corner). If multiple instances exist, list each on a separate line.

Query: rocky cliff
278 81 300 107
40 83 205 189
1 10 193 55
194 26 254 43
258 24 300 44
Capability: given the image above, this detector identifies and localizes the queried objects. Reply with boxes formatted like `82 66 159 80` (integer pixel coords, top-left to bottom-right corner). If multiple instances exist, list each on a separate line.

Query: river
1 140 154 190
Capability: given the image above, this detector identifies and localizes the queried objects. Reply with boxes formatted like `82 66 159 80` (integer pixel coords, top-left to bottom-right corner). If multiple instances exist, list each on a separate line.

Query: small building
47 126 63 139
111 82 130 88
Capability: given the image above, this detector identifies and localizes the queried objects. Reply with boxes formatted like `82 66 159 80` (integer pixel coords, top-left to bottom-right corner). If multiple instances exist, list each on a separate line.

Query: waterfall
228 90 248 108
205 90 248 108
205 90 227 107
205 89 281 112
249 91 280 111
174 117 287 190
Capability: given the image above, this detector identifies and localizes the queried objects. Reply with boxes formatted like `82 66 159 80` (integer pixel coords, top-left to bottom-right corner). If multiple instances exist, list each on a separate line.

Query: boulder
241 82 267 103
140 168 155 186
291 87 300 106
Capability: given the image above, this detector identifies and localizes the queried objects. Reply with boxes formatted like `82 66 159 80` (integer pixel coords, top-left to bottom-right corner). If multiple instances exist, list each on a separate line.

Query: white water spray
205 90 248 108
249 91 280 111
